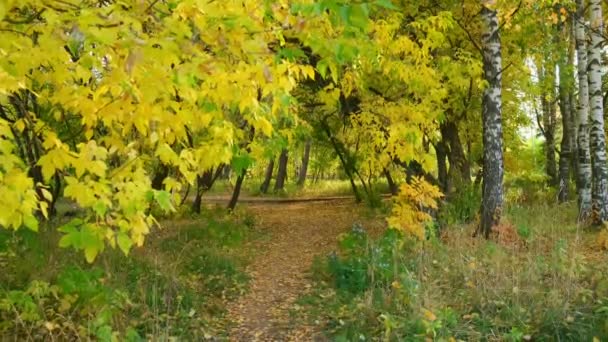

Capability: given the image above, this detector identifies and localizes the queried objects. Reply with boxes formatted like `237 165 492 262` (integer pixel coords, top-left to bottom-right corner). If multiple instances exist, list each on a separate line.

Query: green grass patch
0 207 256 340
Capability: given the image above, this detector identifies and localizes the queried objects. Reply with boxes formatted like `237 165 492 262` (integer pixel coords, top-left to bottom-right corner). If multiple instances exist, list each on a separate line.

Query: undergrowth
298 202 608 341
0 206 256 340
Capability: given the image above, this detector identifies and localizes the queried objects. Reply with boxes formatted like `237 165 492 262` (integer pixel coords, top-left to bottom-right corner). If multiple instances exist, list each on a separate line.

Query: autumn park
7 0 608 340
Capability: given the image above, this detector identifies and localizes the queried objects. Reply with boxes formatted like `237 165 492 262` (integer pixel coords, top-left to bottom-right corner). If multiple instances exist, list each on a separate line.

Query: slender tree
558 59 574 202
260 158 275 194
575 0 593 220
228 172 246 210
274 148 289 192
588 0 608 222
297 140 311 186
478 0 504 238
558 16 577 203
541 86 558 187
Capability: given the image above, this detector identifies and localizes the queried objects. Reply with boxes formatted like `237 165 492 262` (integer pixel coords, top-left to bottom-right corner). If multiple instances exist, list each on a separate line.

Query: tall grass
0 207 255 340
298 202 608 341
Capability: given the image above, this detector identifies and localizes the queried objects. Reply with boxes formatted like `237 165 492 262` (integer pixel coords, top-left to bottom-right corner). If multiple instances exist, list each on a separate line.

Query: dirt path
226 200 384 341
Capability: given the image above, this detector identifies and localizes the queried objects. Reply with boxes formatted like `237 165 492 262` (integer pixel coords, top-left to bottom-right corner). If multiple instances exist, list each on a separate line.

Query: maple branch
0 28 31 39
52 0 81 10
454 18 482 56
2 8 46 24
534 106 547 139
144 0 162 13
498 0 523 32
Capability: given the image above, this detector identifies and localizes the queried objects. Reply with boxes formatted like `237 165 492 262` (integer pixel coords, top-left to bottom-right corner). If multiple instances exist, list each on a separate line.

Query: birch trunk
588 0 608 222
575 0 593 221
478 1 504 238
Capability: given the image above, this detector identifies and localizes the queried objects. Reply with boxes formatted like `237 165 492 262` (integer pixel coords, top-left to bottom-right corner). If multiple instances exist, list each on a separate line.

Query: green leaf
339 5 351 25
145 190 155 202
58 234 74 248
93 201 107 217
154 190 174 212
231 153 253 176
95 325 113 342
116 232 133 256
58 219 83 233
84 247 98 263
317 59 330 79
349 4 369 29
375 0 398 10
23 215 39 232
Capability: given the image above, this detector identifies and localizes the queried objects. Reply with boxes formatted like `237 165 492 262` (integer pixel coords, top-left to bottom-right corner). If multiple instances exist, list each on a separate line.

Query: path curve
226 200 384 341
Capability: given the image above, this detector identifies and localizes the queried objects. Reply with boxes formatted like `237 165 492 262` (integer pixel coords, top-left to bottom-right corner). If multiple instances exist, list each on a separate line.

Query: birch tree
588 0 608 222
575 0 593 220
478 0 504 238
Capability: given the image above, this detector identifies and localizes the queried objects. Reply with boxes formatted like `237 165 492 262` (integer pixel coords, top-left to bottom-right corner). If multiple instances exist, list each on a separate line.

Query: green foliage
0 268 136 340
298 203 608 341
438 183 481 226
0 209 254 340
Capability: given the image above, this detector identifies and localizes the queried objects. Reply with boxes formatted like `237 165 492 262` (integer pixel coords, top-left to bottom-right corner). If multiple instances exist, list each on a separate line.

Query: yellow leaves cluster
387 177 443 239
0 120 39 231
0 0 320 261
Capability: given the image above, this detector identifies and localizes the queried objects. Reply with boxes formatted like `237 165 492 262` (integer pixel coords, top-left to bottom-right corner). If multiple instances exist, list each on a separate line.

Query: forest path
226 199 384 341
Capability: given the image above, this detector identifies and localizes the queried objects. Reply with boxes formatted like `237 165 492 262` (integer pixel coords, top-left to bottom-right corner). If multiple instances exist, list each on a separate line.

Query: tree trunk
151 163 169 190
569 22 580 188
227 172 246 210
441 120 471 193
558 69 573 203
384 168 399 195
297 140 311 186
575 0 593 221
322 123 362 202
191 167 223 214
260 158 275 194
541 92 558 187
478 2 504 239
557 19 575 203
435 141 449 193
274 149 289 192
588 0 608 223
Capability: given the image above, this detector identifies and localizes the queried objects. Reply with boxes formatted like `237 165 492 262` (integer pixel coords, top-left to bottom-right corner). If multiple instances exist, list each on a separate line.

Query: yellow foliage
387 177 443 239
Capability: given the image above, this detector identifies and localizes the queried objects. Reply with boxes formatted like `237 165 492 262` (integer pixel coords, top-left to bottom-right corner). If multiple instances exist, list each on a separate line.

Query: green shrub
438 183 481 226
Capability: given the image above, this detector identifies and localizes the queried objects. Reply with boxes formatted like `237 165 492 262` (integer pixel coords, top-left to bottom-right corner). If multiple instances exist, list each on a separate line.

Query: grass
206 178 391 199
0 205 257 340
296 201 608 341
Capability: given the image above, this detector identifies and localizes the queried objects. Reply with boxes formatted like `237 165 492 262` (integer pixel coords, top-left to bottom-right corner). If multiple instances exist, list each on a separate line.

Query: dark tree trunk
297 141 311 186
274 149 289 192
191 167 223 214
478 3 504 238
435 141 449 193
151 163 170 190
558 85 573 202
541 92 558 187
568 23 579 188
441 120 470 193
398 158 437 186
228 172 246 210
557 21 575 203
322 123 362 202
384 168 399 195
260 158 275 194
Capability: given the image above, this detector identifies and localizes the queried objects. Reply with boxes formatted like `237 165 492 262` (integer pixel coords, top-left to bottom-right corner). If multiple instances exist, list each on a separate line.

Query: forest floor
225 199 385 341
